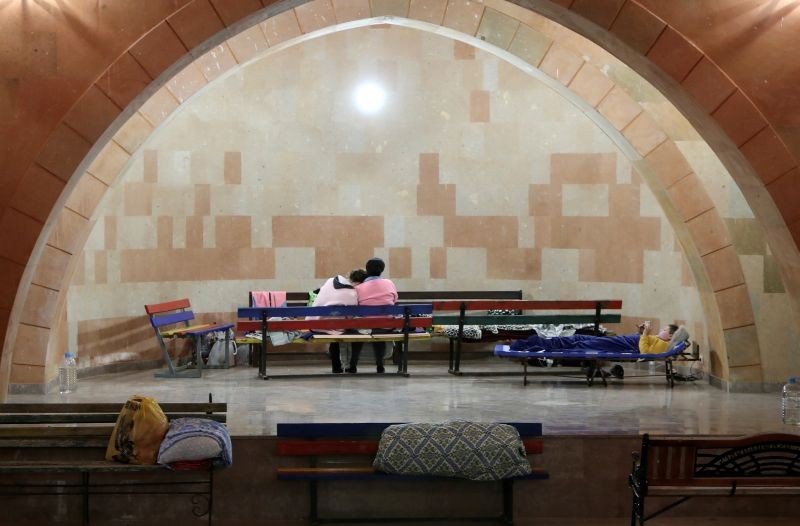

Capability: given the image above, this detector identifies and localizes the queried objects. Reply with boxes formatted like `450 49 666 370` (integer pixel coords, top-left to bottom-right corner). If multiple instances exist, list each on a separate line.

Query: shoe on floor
377 366 385 374
332 366 343 374
345 366 357 374
610 364 624 379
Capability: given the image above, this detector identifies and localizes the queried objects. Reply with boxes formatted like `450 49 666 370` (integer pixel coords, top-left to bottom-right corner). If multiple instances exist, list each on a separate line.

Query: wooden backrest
431 299 623 327
0 401 227 448
641 433 800 487
260 291 523 306
145 298 196 329
276 422 543 457
236 304 434 333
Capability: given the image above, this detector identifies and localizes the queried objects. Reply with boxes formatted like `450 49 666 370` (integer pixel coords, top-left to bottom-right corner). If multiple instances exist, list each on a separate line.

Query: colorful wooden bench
236 304 433 379
432 299 623 375
276 422 548 525
629 433 800 525
0 397 226 526
145 298 234 378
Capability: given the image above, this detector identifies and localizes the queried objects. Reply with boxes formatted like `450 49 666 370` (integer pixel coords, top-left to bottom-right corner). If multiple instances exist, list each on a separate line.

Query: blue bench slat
238 304 433 319
276 422 542 438
151 310 195 327
276 471 550 481
493 341 689 361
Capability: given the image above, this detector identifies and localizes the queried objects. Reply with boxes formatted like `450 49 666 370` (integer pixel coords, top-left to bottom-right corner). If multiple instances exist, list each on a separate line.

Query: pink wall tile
295 0 337 33
568 63 614 107
444 216 518 248
419 153 439 184
454 41 475 60
608 184 640 217
408 0 447 24
114 113 154 154
685 209 731 256
139 88 180 127
48 209 89 255
529 184 562 217
596 86 642 131
226 24 270 63
143 150 158 183
553 217 661 250
389 247 412 278
333 0 371 23
579 248 644 283
702 245 745 292
715 284 755 330
9 363 45 384
86 141 130 186
121 248 276 281
711 90 768 147
225 151 242 184
644 140 693 188
417 184 456 216
470 90 490 122
622 111 667 156
487 248 541 280
195 184 211 215
215 216 252 248
739 127 797 186
12 324 49 366
539 44 583 86
186 216 205 248
10 164 65 223
430 247 447 278
32 245 71 291
157 216 174 249
550 153 616 184
20 284 59 328
371 0 409 17
65 174 107 219
260 10 303 46
166 63 208 103
442 0 484 35
0 208 43 265
668 172 715 221
273 216 384 247
124 183 154 216
196 43 238 82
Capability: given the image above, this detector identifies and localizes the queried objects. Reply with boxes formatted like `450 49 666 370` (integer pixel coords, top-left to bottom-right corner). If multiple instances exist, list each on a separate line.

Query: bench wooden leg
83 472 89 526
310 480 319 526
502 478 514 525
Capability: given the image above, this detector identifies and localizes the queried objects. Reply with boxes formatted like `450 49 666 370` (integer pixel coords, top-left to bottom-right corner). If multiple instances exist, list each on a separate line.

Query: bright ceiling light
353 82 386 114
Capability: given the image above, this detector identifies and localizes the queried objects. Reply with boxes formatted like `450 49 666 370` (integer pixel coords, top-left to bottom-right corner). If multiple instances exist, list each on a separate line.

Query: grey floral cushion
373 421 531 481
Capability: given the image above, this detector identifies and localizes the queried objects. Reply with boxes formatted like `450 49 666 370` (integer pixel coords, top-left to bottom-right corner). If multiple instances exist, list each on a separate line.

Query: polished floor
10 359 796 437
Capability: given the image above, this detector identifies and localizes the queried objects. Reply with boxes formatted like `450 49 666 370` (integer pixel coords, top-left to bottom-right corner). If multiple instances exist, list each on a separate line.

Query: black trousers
349 328 395 369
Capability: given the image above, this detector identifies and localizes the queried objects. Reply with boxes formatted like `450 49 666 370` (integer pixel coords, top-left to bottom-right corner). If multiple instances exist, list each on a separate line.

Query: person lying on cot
509 322 689 355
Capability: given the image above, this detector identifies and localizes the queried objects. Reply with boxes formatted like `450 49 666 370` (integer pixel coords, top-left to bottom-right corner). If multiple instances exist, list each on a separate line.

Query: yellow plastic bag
105 395 169 465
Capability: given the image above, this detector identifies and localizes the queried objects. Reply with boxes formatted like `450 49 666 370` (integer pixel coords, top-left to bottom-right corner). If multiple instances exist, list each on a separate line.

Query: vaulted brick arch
1 0 797 398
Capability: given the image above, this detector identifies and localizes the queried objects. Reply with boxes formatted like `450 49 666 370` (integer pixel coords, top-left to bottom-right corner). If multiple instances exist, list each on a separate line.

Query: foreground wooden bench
433 299 622 375
0 398 227 526
629 433 800 525
276 422 548 525
145 298 234 378
237 304 433 379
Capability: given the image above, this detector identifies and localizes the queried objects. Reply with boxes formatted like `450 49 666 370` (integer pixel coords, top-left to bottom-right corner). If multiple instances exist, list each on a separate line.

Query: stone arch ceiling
1 0 797 397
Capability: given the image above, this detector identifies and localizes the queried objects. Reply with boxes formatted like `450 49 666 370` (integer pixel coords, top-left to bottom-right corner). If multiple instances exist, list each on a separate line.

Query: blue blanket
509 334 641 353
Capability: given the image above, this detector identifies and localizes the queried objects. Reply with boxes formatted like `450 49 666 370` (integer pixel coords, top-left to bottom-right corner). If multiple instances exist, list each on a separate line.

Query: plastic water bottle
58 352 78 394
782 377 800 425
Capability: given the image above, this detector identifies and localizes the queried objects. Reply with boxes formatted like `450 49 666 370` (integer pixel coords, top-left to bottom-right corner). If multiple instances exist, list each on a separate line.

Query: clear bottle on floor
59 352 78 394
782 377 800 425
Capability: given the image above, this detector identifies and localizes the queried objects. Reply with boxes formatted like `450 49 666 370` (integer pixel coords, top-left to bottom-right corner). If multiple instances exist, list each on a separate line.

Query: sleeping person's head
657 324 679 341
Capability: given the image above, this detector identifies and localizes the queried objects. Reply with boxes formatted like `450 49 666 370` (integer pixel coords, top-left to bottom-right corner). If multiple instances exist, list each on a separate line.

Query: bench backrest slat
277 422 542 438
150 310 195 328
0 413 226 424
432 300 622 311
276 438 543 456
400 291 522 301
145 298 191 315
433 314 620 326
238 317 432 333
0 403 226 413
238 304 433 319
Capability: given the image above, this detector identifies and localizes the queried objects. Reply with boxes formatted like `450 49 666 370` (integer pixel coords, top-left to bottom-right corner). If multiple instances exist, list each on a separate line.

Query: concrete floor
9 359 797 437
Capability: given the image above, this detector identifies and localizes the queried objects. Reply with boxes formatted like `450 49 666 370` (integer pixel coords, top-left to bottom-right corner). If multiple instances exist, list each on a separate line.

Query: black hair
365 257 385 277
668 324 679 334
349 269 368 283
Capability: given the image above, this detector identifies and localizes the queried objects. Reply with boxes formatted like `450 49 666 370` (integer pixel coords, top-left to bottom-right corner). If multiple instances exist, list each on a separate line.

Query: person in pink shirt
346 258 398 374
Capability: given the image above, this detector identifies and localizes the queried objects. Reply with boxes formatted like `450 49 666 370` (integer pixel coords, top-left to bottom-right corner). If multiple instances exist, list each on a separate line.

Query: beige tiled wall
66 26 706 369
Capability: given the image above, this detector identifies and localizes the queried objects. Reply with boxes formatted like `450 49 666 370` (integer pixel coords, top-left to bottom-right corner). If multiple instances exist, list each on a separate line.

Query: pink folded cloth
251 291 286 307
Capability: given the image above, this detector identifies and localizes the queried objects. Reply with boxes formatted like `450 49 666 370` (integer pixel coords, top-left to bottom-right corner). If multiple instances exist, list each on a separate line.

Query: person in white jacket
311 269 367 373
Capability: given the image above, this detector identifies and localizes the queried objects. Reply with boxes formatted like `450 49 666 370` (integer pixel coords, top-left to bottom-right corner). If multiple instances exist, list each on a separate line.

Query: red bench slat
276 438 543 457
145 298 191 315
